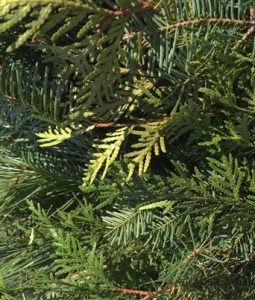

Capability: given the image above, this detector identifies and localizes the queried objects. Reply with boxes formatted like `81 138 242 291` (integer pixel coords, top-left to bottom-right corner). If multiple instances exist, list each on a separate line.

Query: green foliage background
0 0 254 299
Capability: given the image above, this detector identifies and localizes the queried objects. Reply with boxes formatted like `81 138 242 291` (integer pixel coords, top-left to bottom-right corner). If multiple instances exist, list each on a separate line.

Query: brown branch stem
94 116 168 128
112 286 183 300
158 18 246 32
123 17 247 41
109 1 151 16
112 287 149 296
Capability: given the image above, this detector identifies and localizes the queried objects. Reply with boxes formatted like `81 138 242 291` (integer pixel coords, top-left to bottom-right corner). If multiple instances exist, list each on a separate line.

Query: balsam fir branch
0 63 73 122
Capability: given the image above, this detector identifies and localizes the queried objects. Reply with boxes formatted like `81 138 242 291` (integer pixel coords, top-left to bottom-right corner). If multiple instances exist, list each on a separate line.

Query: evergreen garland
0 0 254 299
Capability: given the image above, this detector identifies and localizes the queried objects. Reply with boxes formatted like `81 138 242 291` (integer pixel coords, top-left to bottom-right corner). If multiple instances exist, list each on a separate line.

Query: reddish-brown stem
94 116 168 128
250 6 254 18
158 18 246 31
233 6 254 49
112 287 149 296
123 17 247 41
109 1 151 16
94 122 133 128
140 296 151 300
112 287 178 299
112 287 159 300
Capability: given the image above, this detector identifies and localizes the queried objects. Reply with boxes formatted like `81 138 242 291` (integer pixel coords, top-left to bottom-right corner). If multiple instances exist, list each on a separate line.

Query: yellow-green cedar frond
125 76 162 109
125 121 167 180
0 1 108 51
36 126 72 147
0 4 32 34
126 163 135 182
51 12 87 43
8 4 53 52
82 127 129 186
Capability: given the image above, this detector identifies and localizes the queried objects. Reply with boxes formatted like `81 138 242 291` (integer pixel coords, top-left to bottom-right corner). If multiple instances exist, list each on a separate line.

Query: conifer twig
112 287 148 295
158 17 245 31
123 17 247 41
233 6 255 49
98 2 151 33
112 286 183 299
112 287 158 299
93 116 168 128
109 1 151 16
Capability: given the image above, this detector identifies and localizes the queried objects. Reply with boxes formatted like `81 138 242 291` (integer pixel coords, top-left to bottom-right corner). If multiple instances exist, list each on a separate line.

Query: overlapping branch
123 9 255 49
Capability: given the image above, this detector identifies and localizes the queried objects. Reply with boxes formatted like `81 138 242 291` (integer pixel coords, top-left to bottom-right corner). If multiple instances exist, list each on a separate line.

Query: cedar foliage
0 0 254 299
